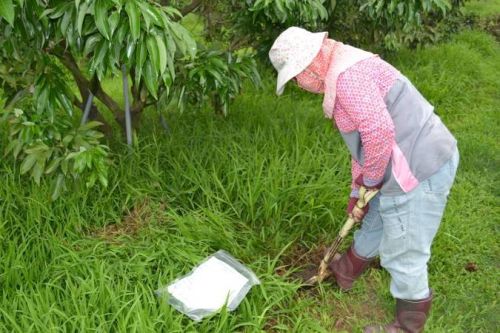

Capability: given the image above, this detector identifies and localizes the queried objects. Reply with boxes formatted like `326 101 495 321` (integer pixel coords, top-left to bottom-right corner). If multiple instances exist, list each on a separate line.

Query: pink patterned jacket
334 57 399 196
297 40 456 197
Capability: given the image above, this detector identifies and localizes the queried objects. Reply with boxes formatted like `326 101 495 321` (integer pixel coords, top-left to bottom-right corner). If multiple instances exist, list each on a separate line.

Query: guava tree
0 0 260 199
193 0 465 53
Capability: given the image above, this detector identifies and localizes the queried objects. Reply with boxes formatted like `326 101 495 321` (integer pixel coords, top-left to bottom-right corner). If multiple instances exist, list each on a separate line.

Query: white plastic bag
155 250 260 321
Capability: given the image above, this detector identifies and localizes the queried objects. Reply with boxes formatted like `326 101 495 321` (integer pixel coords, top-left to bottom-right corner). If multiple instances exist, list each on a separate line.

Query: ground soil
274 243 387 332
89 198 167 243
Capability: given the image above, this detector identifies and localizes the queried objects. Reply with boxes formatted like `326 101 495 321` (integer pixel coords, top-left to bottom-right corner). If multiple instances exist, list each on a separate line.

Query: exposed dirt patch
275 243 329 278
481 15 500 41
465 261 479 272
275 242 388 332
277 243 382 284
486 15 500 41
263 318 279 333
89 198 167 243
370 257 382 270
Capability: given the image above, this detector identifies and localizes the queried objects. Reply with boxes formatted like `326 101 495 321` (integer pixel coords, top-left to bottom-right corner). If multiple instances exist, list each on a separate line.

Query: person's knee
353 238 379 258
386 266 430 300
390 277 430 300
353 219 383 258
353 211 383 258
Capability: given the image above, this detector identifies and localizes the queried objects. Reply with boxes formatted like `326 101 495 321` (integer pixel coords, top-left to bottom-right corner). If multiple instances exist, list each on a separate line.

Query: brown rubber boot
328 245 374 290
363 292 433 333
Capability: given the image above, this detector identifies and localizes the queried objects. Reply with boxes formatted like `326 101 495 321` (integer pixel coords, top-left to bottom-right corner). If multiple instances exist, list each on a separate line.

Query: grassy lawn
1 14 499 333
463 0 500 17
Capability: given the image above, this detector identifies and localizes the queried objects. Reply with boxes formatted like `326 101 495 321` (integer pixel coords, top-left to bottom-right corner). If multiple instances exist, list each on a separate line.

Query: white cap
269 27 328 95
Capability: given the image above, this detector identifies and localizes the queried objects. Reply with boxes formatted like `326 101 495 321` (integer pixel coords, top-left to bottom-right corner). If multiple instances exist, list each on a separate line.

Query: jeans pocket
380 195 409 239
422 163 455 196
422 177 450 195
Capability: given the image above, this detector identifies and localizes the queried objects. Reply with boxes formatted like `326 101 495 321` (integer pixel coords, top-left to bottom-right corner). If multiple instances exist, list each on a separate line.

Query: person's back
334 56 456 195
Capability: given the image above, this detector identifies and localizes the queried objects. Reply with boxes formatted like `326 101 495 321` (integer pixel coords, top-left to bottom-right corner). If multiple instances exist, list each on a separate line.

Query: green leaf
62 134 74 146
137 2 151 31
32 162 44 185
20 153 37 174
166 54 175 82
146 36 160 73
125 0 140 40
98 173 108 187
155 35 167 74
108 11 120 36
95 0 111 40
137 1 161 30
169 22 196 58
330 0 337 11
143 61 158 99
90 40 108 75
57 93 74 116
77 1 90 36
275 0 286 22
433 0 451 14
83 34 101 56
0 0 15 26
45 157 62 174
60 159 68 175
207 68 223 83
79 120 102 131
134 42 146 85
162 6 182 19
13 139 23 159
4 139 19 156
60 10 72 35
397 3 405 16
165 34 176 79
24 144 49 155
51 174 65 201
86 174 96 188
126 37 136 59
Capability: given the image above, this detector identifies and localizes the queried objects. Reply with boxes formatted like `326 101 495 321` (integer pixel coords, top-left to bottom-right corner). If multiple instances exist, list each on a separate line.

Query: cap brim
275 31 328 95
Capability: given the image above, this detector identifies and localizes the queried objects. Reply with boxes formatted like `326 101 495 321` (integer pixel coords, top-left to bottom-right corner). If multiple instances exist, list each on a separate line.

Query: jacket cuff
363 176 383 188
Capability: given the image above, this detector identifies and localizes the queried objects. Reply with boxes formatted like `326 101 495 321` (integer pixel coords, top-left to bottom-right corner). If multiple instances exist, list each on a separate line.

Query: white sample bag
156 250 260 321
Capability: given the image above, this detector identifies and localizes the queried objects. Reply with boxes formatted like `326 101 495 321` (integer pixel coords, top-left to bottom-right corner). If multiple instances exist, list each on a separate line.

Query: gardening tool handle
341 186 379 236
315 187 379 281
303 187 380 285
351 186 379 219
339 216 356 238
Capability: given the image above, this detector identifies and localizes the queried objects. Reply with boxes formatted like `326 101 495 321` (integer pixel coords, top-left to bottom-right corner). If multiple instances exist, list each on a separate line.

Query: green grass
1 28 499 333
464 0 500 18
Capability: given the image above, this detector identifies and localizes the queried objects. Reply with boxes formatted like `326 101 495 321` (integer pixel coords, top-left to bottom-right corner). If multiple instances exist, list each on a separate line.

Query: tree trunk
53 46 153 137
56 51 117 135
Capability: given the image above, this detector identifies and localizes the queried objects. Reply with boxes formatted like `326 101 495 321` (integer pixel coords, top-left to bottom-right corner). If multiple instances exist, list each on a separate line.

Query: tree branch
180 0 202 16
53 49 116 134
51 44 152 133
56 50 123 117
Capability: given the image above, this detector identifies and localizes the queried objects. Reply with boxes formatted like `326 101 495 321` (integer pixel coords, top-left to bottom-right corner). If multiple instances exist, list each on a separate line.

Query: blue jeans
353 148 459 300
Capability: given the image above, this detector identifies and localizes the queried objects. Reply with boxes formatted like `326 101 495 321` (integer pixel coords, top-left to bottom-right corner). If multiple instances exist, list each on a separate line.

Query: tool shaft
303 187 379 285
